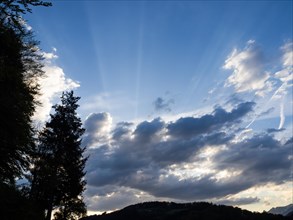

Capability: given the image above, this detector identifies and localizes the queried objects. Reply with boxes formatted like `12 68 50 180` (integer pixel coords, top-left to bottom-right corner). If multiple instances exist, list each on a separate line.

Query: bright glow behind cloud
33 49 80 122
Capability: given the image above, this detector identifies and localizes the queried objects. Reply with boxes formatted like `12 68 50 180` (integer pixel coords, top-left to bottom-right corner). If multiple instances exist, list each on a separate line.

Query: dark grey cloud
285 137 293 145
134 118 165 143
167 102 255 138
85 122 234 190
150 132 234 166
84 112 110 133
83 101 291 212
83 112 111 146
267 128 285 133
127 172 263 201
112 122 133 141
214 134 292 184
153 97 174 112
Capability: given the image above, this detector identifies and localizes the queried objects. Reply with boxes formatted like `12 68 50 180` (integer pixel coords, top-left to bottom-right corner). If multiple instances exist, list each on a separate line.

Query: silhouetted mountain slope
81 201 290 220
268 204 293 216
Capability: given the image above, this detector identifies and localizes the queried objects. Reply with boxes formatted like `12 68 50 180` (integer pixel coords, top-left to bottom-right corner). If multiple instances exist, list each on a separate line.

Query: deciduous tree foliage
0 0 50 185
0 1 51 218
31 91 87 220
0 0 51 29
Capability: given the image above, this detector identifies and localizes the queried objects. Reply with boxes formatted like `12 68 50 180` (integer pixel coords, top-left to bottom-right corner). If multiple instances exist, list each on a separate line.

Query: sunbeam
134 3 145 119
20 0 293 216
85 2 107 93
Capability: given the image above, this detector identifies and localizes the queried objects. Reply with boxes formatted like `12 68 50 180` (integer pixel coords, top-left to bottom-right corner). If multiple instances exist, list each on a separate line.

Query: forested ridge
81 202 292 220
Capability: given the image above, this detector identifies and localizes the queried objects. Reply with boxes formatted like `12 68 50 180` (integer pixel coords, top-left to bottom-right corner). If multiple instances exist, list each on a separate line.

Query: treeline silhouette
0 1 87 220
81 201 291 220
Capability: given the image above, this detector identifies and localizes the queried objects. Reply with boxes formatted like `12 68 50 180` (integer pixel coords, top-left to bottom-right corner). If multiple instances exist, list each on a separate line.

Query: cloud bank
81 41 292 213
83 101 291 212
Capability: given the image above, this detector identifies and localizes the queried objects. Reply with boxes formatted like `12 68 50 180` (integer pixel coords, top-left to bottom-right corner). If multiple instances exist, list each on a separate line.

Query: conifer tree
31 91 87 220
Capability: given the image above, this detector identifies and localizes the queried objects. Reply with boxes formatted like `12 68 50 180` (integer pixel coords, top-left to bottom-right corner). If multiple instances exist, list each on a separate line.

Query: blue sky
25 0 292 215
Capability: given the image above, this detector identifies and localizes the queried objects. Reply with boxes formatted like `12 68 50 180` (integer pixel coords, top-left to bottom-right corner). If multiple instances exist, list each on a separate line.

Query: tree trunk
46 205 53 220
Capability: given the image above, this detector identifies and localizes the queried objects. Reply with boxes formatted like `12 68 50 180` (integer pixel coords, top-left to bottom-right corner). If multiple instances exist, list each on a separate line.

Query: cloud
112 122 133 141
33 49 80 122
266 128 285 133
86 186 142 211
85 185 167 212
225 94 244 105
214 134 292 185
281 42 293 67
225 41 292 129
216 197 260 206
224 41 270 95
273 43 292 96
134 118 165 143
167 102 255 139
8 21 78 123
82 41 293 213
81 101 293 212
153 97 174 112
42 51 58 60
83 112 112 147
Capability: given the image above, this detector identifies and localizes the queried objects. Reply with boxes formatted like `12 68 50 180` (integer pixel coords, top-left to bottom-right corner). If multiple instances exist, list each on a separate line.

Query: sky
25 0 292 215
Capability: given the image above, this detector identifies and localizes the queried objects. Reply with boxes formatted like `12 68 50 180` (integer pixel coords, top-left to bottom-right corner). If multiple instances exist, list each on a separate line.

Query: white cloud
275 69 292 83
33 49 80 122
42 51 58 60
271 42 293 129
224 41 270 95
282 42 293 67
225 41 293 128
274 43 292 83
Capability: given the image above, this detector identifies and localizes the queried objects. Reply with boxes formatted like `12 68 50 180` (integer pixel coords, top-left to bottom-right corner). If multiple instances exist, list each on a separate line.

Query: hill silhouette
81 201 290 220
269 204 293 216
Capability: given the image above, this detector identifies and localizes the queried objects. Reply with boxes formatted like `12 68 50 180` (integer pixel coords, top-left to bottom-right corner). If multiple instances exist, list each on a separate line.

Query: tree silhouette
30 91 87 220
0 1 52 218
0 0 52 30
0 0 50 185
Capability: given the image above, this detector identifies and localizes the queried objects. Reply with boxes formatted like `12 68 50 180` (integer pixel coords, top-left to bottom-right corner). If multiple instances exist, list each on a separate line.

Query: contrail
246 82 287 129
278 101 285 129
269 82 287 102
